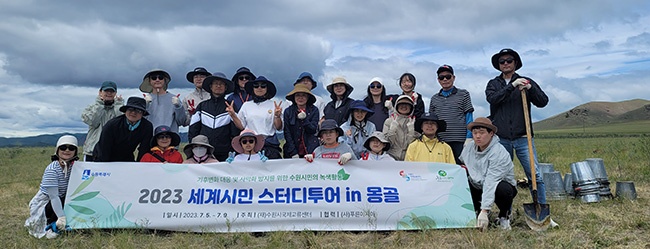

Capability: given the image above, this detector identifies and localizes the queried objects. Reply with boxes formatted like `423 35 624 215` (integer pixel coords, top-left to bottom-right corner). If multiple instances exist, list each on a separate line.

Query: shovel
520 89 551 231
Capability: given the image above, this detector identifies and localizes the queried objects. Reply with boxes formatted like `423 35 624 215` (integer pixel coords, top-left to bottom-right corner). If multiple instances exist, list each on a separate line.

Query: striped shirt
39 161 72 197
429 87 474 142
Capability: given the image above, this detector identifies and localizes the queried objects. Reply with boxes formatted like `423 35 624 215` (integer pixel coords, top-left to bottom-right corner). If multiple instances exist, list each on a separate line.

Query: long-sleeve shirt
145 92 188 133
81 97 123 156
404 136 455 163
93 115 153 162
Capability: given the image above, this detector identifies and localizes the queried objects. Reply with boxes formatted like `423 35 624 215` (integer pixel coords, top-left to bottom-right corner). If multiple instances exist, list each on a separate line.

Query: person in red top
140 125 183 163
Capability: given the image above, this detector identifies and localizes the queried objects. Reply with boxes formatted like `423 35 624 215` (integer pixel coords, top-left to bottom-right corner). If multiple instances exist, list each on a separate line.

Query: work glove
226 152 236 164
292 154 300 159
384 99 393 109
477 211 489 231
304 153 314 163
519 82 532 90
56 216 67 230
338 152 352 165
172 94 181 107
258 150 268 162
116 95 123 102
143 94 152 104
297 110 307 120
511 78 528 88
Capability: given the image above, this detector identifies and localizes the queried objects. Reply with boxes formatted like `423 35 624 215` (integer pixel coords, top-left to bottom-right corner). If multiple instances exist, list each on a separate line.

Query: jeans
499 137 547 204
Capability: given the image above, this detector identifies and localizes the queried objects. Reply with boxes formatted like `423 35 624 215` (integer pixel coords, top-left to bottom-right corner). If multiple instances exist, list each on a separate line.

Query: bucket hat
415 112 447 133
363 131 391 151
491 48 522 71
286 84 316 106
231 67 256 83
467 117 498 133
183 135 214 158
55 135 78 154
346 100 374 120
202 72 235 95
150 125 181 147
186 67 211 83
318 119 344 137
294 72 318 89
326 76 354 95
140 69 171 93
119 97 149 116
231 129 265 154
245 76 277 99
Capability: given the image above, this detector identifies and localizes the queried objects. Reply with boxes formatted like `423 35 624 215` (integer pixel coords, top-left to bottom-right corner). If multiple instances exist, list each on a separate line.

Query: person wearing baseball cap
81 81 124 161
182 67 212 123
429 64 475 164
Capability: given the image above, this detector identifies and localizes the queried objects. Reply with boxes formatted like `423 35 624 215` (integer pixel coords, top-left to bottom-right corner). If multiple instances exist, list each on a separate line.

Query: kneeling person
305 119 357 165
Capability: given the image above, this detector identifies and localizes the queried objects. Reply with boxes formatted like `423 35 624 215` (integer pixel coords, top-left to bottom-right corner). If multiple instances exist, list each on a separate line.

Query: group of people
26 48 554 238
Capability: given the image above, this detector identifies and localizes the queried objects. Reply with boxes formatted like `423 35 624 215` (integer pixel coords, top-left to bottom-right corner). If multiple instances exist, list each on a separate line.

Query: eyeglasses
438 75 453 80
241 139 255 144
150 75 165 81
370 83 382 89
126 108 144 114
498 58 515 65
58 145 77 151
157 134 172 139
253 83 267 89
238 76 251 81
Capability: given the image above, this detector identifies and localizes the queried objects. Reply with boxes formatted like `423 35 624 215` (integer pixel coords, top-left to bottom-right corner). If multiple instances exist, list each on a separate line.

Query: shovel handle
521 90 537 191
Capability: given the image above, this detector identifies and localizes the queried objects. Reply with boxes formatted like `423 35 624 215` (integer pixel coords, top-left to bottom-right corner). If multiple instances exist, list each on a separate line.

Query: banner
64 160 477 232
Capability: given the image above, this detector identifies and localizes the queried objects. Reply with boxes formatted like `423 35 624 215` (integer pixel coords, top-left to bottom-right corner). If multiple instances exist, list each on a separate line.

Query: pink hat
231 129 265 154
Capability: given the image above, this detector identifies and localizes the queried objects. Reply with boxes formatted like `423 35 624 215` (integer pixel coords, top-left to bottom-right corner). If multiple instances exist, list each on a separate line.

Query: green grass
1 135 649 248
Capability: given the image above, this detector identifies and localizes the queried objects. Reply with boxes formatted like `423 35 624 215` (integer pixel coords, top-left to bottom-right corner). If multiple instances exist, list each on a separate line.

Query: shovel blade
523 202 551 231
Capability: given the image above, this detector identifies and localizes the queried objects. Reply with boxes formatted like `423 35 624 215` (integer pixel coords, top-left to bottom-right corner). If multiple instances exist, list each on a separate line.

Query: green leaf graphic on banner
337 169 350 180
398 221 412 229
409 213 436 229
461 203 475 211
71 176 94 196
101 202 133 227
69 204 96 215
72 216 88 223
71 191 100 201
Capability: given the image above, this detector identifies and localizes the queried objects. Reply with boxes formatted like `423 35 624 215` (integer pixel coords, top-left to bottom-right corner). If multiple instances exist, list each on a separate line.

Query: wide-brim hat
184 135 214 158
467 117 498 133
186 67 211 83
202 72 235 95
286 84 316 106
326 77 354 94
491 48 522 71
393 95 415 114
293 72 318 89
363 131 390 151
346 100 374 119
150 125 181 147
231 129 265 154
55 135 78 155
140 69 171 93
231 67 256 83
415 112 447 133
245 76 277 99
119 96 150 116
318 119 344 137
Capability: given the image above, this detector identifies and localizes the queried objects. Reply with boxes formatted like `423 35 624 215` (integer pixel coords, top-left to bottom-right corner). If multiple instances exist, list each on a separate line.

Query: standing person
93 97 153 162
183 135 219 164
361 131 395 161
140 69 187 133
294 72 327 119
188 72 241 162
235 76 283 159
25 135 79 239
323 76 355 126
283 84 320 159
382 95 418 161
460 117 517 231
340 100 376 158
485 48 550 207
227 67 256 113
363 77 390 131
388 73 425 118
140 125 183 163
81 81 123 161
429 64 475 164
405 113 455 163
226 129 268 163
304 119 357 165
182 67 212 125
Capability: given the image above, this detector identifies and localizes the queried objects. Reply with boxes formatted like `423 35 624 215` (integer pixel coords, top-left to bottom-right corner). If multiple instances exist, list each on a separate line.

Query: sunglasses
438 75 453 80
238 76 251 81
58 145 77 151
498 58 515 65
370 83 382 89
126 108 144 114
157 134 172 139
241 139 255 144
253 83 267 89
149 75 165 81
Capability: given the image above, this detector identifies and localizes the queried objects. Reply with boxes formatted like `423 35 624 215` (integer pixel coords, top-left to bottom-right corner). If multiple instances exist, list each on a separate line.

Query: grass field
1 135 648 248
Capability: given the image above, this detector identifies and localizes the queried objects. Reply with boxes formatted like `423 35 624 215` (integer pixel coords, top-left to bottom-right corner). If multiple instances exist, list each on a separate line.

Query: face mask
192 146 207 157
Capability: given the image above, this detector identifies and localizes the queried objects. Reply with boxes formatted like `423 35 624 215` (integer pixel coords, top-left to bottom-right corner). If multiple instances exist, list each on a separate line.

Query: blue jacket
283 105 320 158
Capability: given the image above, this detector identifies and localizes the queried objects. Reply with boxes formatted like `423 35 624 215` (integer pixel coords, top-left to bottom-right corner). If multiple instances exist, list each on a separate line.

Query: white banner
64 160 476 232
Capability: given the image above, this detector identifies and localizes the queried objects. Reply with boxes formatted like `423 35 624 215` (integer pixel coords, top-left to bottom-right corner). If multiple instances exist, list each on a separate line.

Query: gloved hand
258 150 268 162
292 154 300 159
511 78 528 88
297 110 307 120
143 94 152 104
338 152 352 165
56 216 67 230
172 94 181 107
463 138 473 147
116 95 123 102
384 99 393 109
519 82 532 90
477 211 489 231
226 151 236 164
304 153 314 163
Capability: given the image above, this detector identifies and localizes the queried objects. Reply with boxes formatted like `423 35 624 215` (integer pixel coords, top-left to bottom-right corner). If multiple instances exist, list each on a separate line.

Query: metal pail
615 181 637 200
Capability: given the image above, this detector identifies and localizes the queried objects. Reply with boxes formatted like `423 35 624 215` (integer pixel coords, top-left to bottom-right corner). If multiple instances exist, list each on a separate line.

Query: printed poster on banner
64 160 477 232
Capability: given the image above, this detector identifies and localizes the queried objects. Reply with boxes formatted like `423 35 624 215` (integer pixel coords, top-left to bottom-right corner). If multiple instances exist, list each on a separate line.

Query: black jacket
323 97 354 126
485 73 548 140
283 105 320 158
188 95 241 160
93 114 153 162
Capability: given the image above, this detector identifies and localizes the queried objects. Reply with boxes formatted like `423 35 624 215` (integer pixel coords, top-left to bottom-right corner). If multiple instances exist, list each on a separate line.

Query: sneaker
45 229 59 239
498 217 512 230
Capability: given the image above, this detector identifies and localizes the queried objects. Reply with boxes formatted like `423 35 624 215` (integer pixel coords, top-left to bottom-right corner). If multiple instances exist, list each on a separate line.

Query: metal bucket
538 163 555 174
585 158 613 198
615 181 637 200
564 173 575 198
543 171 566 200
570 161 601 203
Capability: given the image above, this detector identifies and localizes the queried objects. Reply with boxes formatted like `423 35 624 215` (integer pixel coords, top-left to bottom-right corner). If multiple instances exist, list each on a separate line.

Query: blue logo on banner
81 169 91 180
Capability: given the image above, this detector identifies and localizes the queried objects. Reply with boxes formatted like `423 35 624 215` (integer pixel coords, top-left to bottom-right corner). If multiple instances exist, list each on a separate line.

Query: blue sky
0 0 649 137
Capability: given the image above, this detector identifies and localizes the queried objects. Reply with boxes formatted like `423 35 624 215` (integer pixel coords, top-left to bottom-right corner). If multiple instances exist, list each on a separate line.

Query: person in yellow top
405 113 455 163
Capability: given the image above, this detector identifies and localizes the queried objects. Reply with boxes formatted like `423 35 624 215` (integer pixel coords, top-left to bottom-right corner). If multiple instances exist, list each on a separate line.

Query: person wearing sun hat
227 66 256 113
188 72 241 162
93 96 153 162
225 129 268 163
383 95 418 161
405 112 455 163
235 75 283 159
182 67 212 123
361 131 394 161
183 135 219 164
293 72 326 119
304 119 357 165
283 83 320 158
139 69 187 133
460 117 517 231
25 135 79 239
81 80 124 161
323 76 355 126
140 125 183 163
340 100 376 157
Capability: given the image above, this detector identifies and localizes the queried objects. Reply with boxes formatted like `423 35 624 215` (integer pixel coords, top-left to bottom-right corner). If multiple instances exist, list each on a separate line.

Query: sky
1 0 649 137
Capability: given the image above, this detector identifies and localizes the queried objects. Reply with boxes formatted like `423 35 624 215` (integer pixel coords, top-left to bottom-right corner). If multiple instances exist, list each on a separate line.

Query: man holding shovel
485 48 557 229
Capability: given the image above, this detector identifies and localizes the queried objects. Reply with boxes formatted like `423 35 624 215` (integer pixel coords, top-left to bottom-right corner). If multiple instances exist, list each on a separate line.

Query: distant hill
534 99 650 130
0 133 189 148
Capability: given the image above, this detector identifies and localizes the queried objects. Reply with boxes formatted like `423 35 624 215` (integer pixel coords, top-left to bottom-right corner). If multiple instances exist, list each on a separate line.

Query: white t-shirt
238 100 282 136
